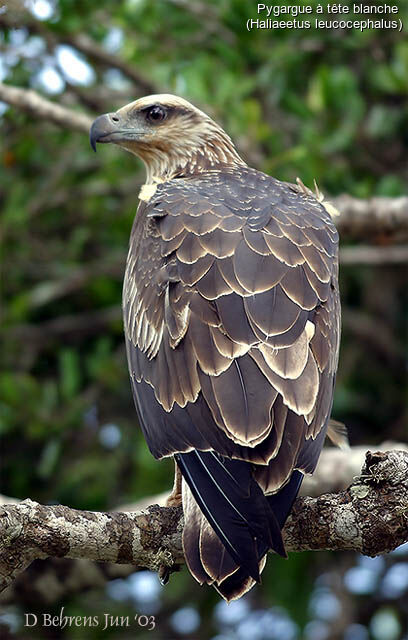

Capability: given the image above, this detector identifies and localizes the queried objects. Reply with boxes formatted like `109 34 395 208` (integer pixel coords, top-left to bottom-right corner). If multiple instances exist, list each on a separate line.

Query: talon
158 565 171 585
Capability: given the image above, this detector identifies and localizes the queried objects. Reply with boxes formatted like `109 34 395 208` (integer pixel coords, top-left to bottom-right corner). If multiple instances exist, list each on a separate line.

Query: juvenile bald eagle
90 95 341 601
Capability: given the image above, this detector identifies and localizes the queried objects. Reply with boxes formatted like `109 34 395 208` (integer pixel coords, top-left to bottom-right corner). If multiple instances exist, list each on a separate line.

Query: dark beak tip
89 114 110 153
90 135 97 153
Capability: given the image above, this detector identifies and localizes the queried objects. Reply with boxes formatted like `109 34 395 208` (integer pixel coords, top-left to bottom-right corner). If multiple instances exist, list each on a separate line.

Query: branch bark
285 450 408 554
0 502 184 594
300 441 408 497
1 450 407 595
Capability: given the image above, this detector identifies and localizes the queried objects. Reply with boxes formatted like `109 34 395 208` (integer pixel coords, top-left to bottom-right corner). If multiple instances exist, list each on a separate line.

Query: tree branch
0 12 159 97
333 194 408 242
1 450 407 594
0 82 92 132
339 245 408 265
121 441 408 506
301 441 408 497
285 451 408 555
0 502 184 594
1 82 407 243
62 33 159 96
8 305 122 344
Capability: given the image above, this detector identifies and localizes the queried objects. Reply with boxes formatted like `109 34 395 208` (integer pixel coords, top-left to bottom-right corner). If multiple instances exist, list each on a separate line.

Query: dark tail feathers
176 450 302 599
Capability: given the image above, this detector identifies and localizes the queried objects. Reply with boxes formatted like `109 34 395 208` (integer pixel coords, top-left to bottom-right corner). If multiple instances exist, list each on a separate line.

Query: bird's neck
140 128 246 184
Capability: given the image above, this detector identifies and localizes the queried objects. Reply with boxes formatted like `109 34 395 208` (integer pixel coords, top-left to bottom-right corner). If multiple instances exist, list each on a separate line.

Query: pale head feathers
115 94 246 183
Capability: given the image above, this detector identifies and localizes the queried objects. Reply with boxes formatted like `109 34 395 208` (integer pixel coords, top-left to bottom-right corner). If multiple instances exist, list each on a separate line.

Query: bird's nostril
111 114 120 123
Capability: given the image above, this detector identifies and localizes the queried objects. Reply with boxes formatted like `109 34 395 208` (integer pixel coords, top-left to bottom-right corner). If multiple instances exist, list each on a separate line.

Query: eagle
90 94 341 601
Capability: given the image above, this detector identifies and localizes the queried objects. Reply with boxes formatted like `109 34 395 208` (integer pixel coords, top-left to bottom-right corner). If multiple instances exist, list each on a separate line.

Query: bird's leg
159 460 183 585
165 458 182 507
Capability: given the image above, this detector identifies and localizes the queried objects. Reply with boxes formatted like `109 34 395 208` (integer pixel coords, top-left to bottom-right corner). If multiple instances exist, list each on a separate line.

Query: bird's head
90 94 244 182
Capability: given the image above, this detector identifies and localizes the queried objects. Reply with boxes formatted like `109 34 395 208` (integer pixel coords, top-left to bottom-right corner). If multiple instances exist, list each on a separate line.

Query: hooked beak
89 113 138 152
90 113 115 152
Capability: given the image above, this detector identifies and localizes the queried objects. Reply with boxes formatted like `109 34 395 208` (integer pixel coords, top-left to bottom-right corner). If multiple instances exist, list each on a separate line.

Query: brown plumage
90 94 341 601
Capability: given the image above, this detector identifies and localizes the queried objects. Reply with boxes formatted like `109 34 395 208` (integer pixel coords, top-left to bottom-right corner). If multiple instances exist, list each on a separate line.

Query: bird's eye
146 106 166 123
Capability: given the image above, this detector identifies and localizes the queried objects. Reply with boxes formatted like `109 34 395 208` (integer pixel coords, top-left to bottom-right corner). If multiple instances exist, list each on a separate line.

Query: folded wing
123 168 340 600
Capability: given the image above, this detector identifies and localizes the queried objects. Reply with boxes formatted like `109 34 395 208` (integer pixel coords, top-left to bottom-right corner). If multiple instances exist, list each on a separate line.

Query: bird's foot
165 491 182 507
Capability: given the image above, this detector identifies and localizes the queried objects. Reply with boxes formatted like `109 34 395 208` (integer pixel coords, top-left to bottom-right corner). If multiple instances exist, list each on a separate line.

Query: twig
23 259 124 308
285 450 408 554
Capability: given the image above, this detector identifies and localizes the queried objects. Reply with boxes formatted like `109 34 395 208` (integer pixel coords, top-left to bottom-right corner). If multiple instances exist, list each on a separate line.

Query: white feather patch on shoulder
139 183 159 202
139 176 165 202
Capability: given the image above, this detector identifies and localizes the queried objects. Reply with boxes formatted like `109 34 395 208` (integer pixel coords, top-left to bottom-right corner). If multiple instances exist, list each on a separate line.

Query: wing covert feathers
124 166 340 600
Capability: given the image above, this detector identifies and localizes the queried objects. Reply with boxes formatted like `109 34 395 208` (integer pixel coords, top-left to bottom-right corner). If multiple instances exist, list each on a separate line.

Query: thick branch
0 502 184 593
285 450 408 554
1 450 407 594
302 442 408 496
333 194 408 242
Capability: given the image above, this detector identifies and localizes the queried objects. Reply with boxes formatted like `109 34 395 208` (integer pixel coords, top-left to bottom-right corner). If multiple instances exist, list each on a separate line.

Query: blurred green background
0 0 407 639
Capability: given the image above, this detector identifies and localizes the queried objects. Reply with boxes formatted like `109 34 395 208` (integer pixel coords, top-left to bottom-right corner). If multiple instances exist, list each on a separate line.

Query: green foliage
0 1 407 637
